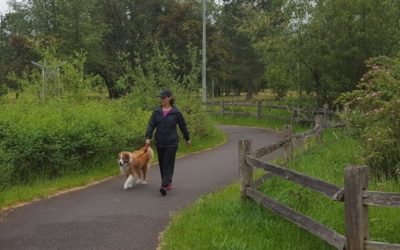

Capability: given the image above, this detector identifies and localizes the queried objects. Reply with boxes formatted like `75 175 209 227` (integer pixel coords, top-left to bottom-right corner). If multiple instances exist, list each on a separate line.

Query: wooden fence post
257 100 262 120
221 100 225 116
323 103 329 128
344 166 369 250
315 115 323 143
291 108 298 123
239 140 253 199
283 124 293 160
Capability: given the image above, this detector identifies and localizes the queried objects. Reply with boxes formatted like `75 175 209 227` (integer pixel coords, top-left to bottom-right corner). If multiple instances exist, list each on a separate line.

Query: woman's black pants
157 146 178 187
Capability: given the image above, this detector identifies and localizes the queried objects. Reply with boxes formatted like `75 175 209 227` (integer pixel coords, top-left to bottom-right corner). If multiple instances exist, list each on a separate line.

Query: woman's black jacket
145 107 190 147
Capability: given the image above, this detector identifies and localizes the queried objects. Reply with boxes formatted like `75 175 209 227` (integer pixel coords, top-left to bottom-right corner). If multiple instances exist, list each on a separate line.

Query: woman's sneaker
166 183 172 191
159 187 167 196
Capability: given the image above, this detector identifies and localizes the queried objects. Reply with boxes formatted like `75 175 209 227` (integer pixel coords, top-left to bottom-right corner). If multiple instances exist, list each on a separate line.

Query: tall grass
160 129 400 249
0 98 148 188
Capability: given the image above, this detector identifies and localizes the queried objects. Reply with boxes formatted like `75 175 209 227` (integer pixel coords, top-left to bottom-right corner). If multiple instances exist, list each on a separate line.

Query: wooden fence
206 100 338 126
206 100 292 121
238 118 400 250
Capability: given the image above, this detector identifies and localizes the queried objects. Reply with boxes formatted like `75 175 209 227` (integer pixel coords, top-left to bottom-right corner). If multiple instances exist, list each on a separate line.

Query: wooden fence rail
206 100 339 126
238 125 400 250
246 154 342 199
206 100 298 122
247 187 347 250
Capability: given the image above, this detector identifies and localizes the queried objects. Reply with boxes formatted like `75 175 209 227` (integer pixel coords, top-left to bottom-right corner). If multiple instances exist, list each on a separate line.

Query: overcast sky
0 0 10 15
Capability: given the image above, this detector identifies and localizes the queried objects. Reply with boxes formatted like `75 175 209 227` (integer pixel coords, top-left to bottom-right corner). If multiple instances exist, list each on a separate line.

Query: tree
233 0 293 99
288 0 400 104
215 0 265 99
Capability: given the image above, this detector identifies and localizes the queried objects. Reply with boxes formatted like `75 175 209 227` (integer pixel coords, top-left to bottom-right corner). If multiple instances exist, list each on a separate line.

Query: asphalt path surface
0 125 282 250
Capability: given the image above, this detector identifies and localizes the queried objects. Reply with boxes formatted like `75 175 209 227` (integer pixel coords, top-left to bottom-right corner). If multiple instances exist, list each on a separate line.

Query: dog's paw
123 184 129 190
141 180 147 185
136 179 142 184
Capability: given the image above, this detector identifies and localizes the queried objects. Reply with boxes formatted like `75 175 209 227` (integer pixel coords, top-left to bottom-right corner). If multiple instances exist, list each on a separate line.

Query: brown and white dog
117 145 154 190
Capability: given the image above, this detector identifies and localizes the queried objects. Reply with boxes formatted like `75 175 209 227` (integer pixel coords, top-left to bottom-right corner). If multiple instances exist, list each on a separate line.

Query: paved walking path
0 125 282 250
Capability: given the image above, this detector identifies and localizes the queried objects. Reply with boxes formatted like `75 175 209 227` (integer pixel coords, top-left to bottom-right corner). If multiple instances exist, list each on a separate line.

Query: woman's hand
145 139 151 145
186 140 192 147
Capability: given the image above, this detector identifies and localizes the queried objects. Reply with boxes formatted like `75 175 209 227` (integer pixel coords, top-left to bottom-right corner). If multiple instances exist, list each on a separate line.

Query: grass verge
0 125 226 210
160 128 400 250
211 114 309 133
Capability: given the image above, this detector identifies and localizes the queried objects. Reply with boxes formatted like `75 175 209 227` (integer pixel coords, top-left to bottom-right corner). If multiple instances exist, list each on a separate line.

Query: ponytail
169 96 175 106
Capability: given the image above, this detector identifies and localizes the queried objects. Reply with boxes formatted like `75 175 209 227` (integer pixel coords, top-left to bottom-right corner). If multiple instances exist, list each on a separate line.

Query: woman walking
145 90 191 196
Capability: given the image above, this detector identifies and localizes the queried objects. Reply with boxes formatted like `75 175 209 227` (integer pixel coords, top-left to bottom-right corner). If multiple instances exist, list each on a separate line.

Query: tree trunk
313 70 323 105
246 80 254 100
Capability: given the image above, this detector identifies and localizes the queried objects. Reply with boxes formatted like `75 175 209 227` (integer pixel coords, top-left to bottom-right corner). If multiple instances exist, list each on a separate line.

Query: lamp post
202 0 207 103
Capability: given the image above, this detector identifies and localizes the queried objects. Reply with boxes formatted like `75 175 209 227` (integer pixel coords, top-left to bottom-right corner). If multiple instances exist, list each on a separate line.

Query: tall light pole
202 0 207 103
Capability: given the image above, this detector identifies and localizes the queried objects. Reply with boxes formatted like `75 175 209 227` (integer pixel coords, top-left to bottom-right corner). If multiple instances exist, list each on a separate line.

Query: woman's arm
177 111 190 142
145 111 157 140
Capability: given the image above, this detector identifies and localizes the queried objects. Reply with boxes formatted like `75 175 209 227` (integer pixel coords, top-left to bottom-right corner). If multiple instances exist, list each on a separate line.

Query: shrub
7 47 103 101
284 94 318 110
0 99 150 187
0 147 12 190
0 84 8 98
337 56 400 179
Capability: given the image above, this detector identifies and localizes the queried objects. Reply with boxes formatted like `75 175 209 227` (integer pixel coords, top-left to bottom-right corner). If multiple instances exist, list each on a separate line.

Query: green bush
0 147 12 190
0 99 150 187
284 94 318 110
337 56 400 179
0 84 8 97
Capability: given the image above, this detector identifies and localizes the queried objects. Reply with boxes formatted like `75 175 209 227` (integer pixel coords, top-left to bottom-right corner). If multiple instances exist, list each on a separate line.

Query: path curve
0 125 282 250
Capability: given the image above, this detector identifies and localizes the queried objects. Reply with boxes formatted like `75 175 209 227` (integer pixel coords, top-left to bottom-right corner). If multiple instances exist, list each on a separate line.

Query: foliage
7 45 104 100
266 66 290 99
283 93 318 110
287 0 400 104
228 0 400 104
214 1 265 99
0 99 149 189
0 83 8 97
337 56 400 179
2 0 400 101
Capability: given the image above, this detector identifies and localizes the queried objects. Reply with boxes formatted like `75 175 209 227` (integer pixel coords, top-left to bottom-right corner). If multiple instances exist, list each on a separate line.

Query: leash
143 143 150 152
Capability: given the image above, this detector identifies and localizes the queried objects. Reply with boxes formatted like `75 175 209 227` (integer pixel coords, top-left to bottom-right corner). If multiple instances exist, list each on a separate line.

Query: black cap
158 89 172 98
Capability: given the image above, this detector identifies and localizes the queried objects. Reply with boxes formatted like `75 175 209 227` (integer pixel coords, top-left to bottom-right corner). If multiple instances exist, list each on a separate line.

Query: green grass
0 125 226 210
160 128 400 250
211 114 309 133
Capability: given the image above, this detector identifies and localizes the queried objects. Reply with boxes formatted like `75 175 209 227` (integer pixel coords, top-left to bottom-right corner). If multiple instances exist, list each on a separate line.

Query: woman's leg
161 146 178 187
157 147 166 185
